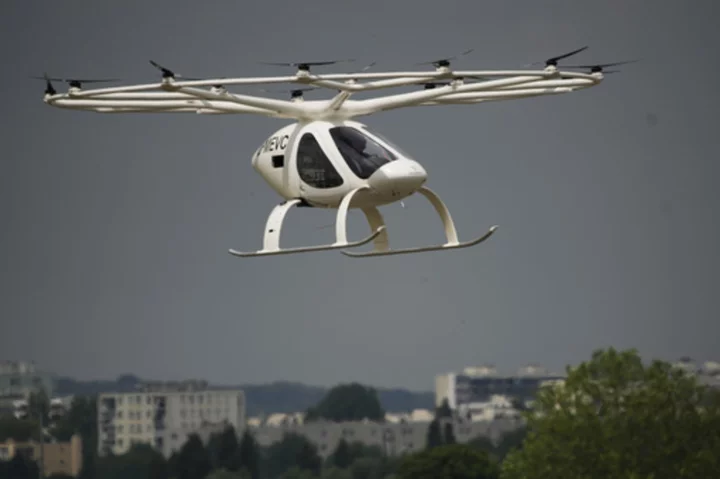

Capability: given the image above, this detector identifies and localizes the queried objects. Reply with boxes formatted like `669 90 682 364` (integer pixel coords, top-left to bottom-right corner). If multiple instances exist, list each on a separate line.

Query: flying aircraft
35 47 633 258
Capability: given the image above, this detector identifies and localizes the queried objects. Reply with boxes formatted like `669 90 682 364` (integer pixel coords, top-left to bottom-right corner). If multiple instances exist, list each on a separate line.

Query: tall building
0 360 55 399
97 380 245 458
435 364 566 409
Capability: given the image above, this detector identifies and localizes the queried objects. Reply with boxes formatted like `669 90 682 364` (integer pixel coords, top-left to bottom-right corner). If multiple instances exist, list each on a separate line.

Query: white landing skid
341 186 498 258
228 186 383 258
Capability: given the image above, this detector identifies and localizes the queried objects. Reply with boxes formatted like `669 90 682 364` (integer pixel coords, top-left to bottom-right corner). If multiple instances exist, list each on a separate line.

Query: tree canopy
395 443 500 479
305 383 385 422
500 347 720 479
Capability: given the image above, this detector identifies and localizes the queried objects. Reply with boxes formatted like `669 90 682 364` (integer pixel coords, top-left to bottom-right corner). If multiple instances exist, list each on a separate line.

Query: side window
296 133 344 189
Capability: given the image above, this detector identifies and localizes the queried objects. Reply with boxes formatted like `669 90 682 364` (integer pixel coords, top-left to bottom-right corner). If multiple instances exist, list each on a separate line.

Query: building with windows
435 364 566 411
0 360 55 399
249 416 523 458
0 434 83 477
97 380 245 458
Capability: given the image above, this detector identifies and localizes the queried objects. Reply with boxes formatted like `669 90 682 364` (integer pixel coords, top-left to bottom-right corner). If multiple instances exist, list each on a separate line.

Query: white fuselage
251 120 427 208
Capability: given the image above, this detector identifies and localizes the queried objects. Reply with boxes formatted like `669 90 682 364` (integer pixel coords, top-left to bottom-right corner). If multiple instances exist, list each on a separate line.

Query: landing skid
228 185 496 258
229 186 382 258
341 186 498 258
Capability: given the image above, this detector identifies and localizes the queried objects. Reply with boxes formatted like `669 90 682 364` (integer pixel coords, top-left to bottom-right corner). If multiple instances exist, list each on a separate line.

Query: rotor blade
149 60 174 77
355 61 376 73
546 46 588 65
561 59 640 70
30 76 120 83
313 61 377 82
149 60 202 80
258 59 355 69
526 46 589 67
415 49 474 67
34 72 56 95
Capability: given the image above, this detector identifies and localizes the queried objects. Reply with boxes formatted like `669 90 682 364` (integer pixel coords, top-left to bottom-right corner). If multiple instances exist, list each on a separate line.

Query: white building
435 364 566 410
97 380 245 458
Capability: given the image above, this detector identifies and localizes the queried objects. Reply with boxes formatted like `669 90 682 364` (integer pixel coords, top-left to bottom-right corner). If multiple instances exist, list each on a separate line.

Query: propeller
526 46 589 67
149 60 204 80
258 59 355 72
415 48 474 68
31 73 120 94
560 59 639 73
346 61 376 78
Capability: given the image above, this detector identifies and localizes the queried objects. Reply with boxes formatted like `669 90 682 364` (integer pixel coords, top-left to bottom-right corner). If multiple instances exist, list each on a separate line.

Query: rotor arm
171 86 305 118
347 74 548 116
309 75 440 92
47 97 271 114
418 87 577 105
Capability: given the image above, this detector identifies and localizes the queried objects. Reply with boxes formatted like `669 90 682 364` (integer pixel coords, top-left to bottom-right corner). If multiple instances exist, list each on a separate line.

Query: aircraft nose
368 159 427 193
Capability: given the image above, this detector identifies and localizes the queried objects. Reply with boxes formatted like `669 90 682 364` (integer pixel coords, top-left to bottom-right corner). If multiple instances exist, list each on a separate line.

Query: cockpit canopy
294 123 412 191
329 126 398 179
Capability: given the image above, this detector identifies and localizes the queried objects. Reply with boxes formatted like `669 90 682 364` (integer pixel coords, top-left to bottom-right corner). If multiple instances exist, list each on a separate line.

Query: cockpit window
329 126 398 179
359 126 414 160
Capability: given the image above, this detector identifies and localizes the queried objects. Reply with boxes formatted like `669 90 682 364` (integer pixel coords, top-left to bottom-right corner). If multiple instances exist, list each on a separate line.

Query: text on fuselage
261 134 289 153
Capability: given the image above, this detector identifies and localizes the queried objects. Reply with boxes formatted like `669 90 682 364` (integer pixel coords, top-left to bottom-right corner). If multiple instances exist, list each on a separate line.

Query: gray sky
1 1 719 392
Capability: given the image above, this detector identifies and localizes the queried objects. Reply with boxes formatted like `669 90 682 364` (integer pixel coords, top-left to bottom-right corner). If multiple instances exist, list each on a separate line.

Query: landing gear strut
228 186 497 258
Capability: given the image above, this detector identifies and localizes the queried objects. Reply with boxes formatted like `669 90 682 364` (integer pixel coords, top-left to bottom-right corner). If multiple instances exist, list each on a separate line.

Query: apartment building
0 434 83 477
0 360 54 400
435 364 566 410
249 416 523 458
97 380 245 458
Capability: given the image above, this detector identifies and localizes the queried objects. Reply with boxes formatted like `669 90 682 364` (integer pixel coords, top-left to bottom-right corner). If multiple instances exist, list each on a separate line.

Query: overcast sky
1 1 719 391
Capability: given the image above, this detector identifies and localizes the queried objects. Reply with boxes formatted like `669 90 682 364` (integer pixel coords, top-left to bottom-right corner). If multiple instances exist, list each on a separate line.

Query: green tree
395 443 499 479
174 433 213 479
305 383 385 422
425 419 443 449
435 398 452 419
4 451 40 479
443 422 456 444
264 432 322 479
207 470 251 479
280 466 317 479
27 388 51 424
209 424 240 471
95 443 170 479
236 429 260 479
56 395 99 479
492 427 526 461
320 466 352 479
329 438 352 469
0 415 40 442
501 348 720 479
348 456 385 479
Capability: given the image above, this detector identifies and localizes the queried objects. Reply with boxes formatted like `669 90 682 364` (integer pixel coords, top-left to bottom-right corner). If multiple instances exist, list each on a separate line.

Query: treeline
2 348 720 478
54 378 434 415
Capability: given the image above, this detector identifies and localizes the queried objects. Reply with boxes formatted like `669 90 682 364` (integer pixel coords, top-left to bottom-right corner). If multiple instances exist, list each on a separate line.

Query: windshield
359 126 414 160
329 126 398 179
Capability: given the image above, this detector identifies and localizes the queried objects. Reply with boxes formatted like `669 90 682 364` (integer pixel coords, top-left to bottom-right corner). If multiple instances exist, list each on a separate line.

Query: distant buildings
672 357 720 388
97 379 245 458
248 415 522 458
0 360 57 421
0 434 83 477
434 363 566 416
0 360 55 400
